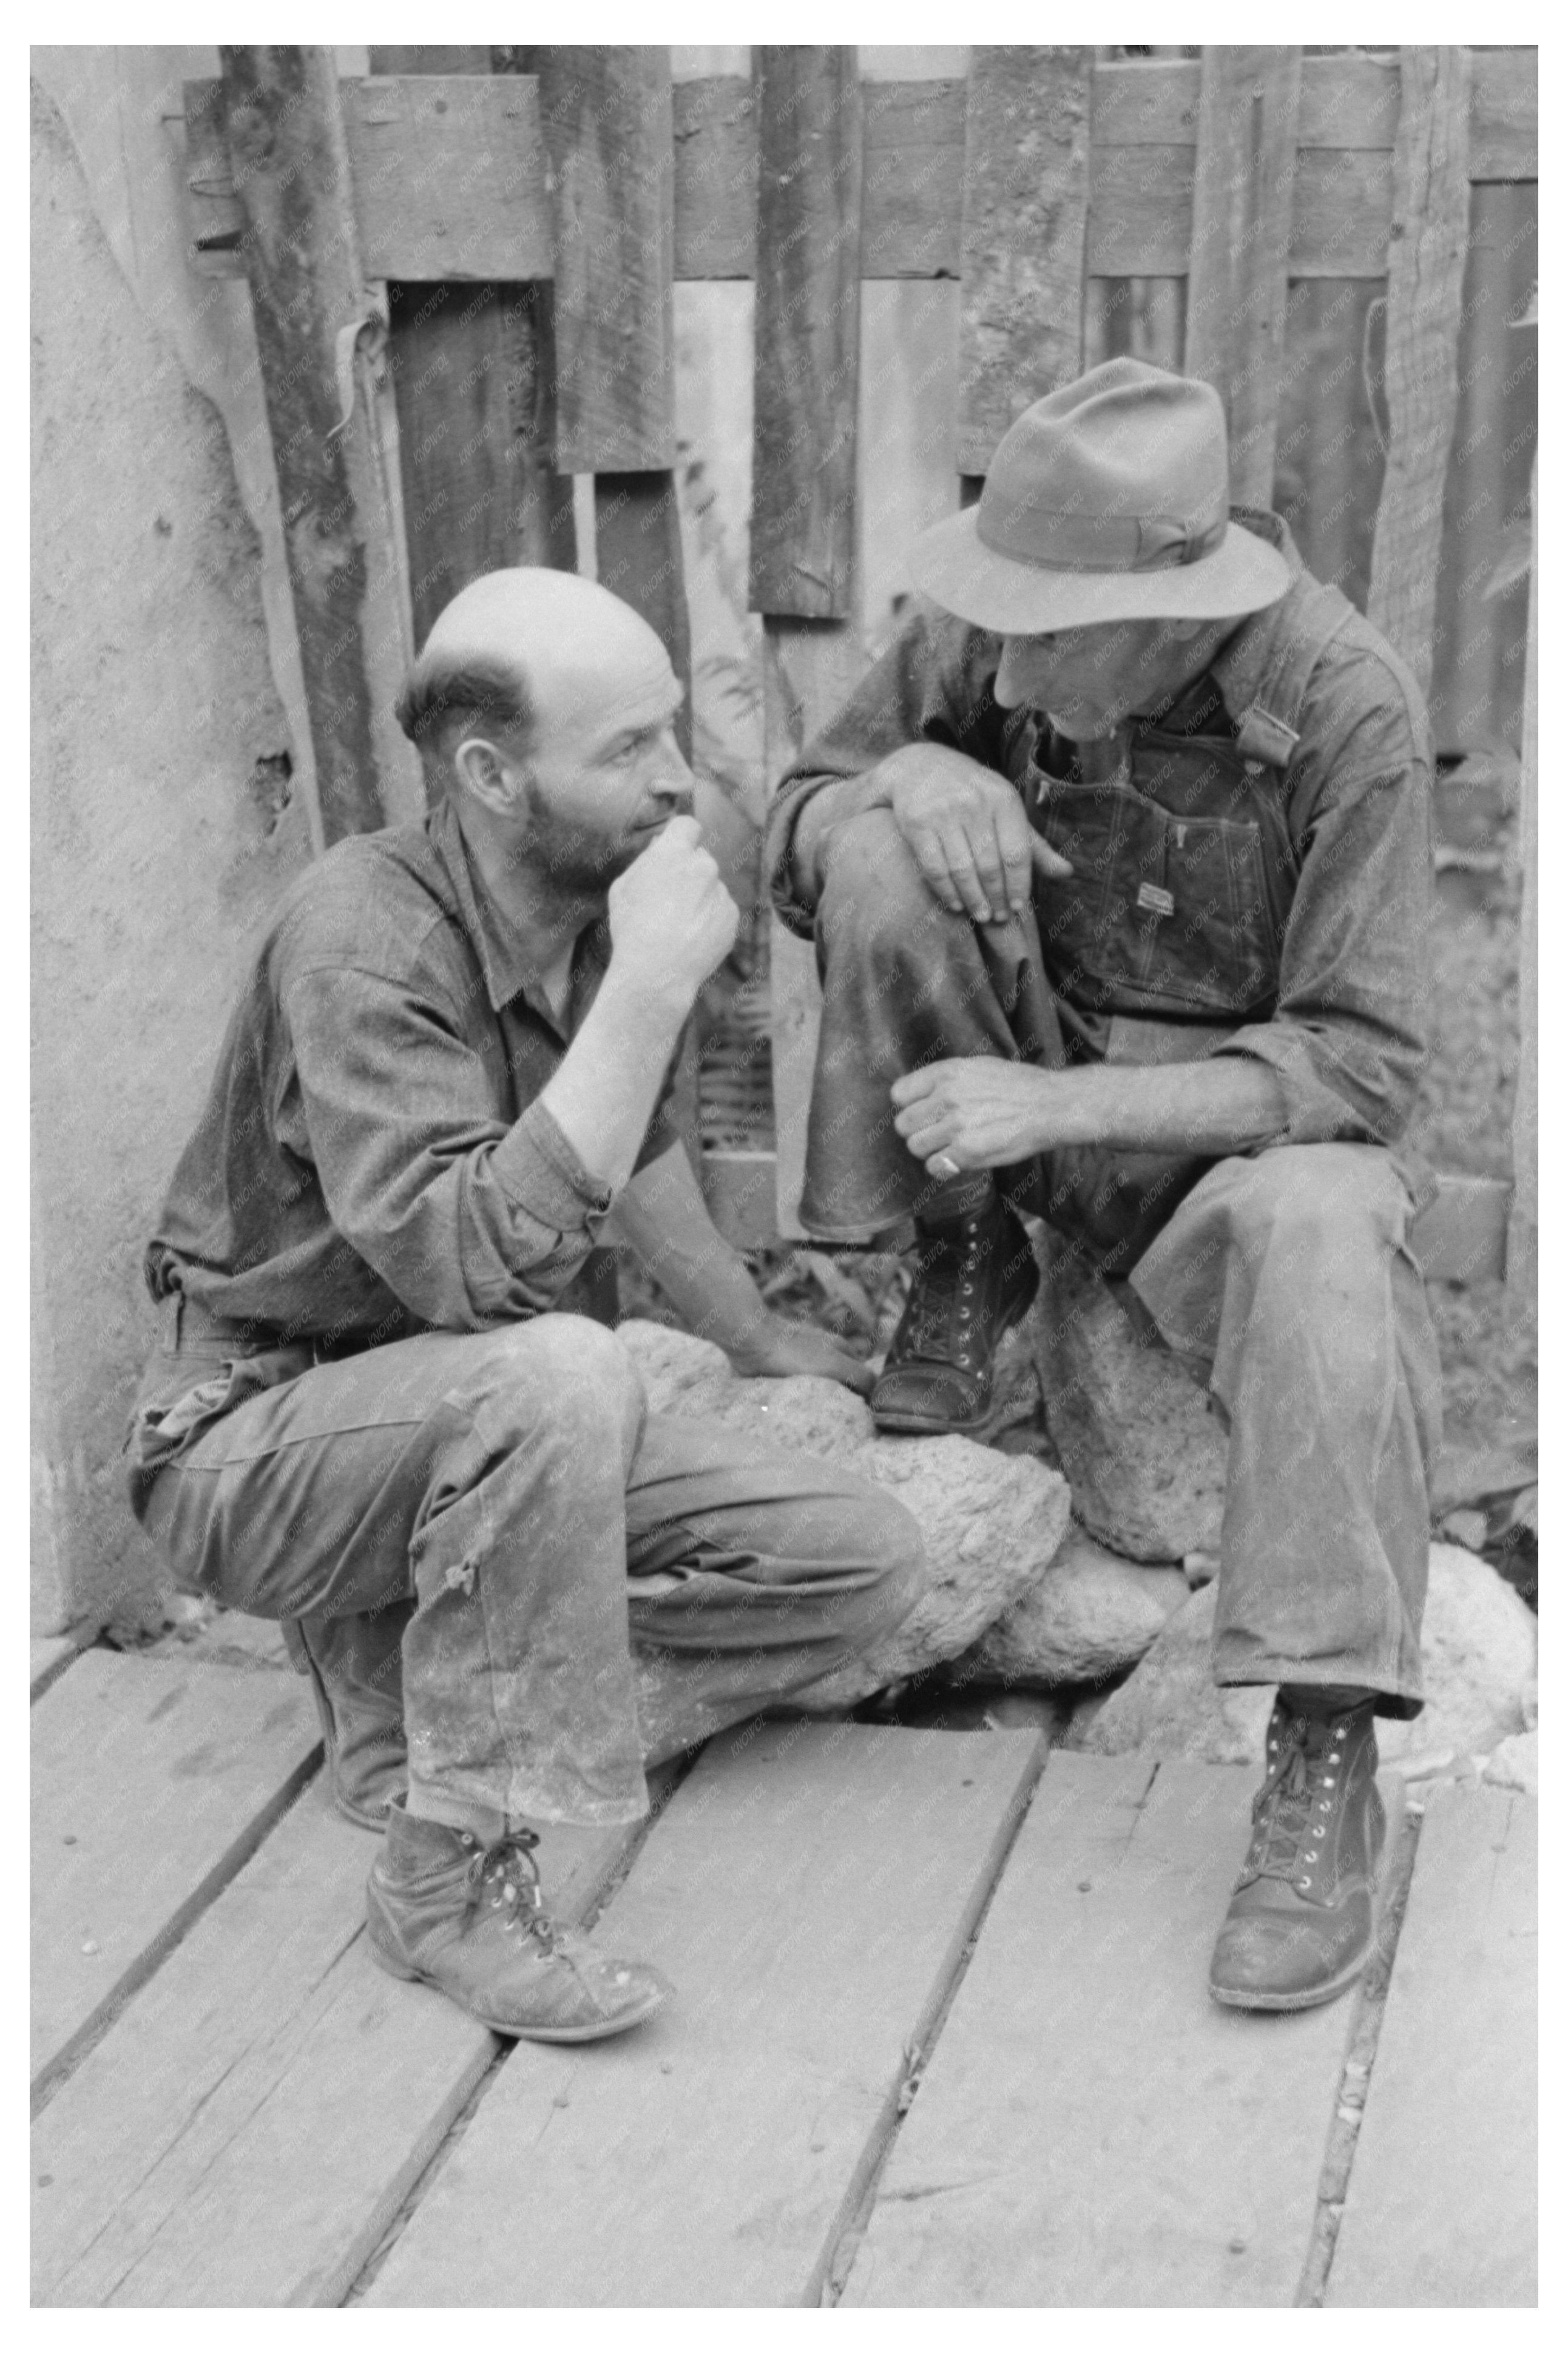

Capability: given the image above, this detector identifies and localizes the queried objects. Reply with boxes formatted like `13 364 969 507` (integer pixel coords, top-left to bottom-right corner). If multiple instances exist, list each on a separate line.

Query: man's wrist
597 957 697 1037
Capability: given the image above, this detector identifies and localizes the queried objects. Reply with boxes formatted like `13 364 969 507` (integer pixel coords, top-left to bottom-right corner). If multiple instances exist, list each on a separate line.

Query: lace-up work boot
1209 1692 1384 2013
365 1800 671 2042
871 1193 1039 1435
284 1608 410 1831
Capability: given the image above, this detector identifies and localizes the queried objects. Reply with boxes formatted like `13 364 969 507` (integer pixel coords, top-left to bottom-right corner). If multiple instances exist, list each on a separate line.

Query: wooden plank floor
1326 1783 1538 2307
840 1754 1402 2307
31 1648 1538 2308
30 1649 319 2101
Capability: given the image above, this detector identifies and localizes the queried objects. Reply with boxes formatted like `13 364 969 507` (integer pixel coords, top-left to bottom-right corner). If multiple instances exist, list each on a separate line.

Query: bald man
126 569 922 2044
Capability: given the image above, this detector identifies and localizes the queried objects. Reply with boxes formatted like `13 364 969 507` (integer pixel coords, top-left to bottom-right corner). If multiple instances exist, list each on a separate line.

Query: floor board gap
1294 1800 1424 2306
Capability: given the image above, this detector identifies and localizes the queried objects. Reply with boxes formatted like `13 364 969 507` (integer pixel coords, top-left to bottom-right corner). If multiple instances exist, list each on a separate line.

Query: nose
647 729 694 812
995 636 1054 709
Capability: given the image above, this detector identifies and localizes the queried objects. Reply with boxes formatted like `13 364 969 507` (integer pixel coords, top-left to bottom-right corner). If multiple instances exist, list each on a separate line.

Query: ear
453 735 525 815
1168 617 1208 643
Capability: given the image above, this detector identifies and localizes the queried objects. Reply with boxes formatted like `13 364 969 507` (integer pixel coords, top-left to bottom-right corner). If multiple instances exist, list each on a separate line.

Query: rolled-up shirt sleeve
284 962 612 1328
1212 679 1435 1149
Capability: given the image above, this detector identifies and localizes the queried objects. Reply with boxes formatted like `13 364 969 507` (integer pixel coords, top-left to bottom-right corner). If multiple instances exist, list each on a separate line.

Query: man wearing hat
766 358 1442 2013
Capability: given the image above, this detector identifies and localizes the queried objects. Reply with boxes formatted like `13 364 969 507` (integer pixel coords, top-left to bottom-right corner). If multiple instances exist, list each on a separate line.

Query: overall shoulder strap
1231 575 1358 768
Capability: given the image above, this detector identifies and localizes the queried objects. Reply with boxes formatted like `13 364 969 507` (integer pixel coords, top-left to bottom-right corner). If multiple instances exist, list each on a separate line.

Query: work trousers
129 1314 923 1831
805 808 1443 1715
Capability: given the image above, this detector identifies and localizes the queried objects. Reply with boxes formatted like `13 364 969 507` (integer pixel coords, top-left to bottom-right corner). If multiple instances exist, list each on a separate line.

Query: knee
1223 1146 1404 1271
482 1314 645 1434
827 1484 927 1636
819 809 945 954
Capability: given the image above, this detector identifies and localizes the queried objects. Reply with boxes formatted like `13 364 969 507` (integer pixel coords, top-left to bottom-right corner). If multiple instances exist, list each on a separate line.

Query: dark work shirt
765 513 1436 1152
146 794 682 1342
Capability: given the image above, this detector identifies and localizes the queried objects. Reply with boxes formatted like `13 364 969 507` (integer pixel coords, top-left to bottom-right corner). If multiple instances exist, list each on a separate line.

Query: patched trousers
128 1314 922 1830
803 808 1443 1715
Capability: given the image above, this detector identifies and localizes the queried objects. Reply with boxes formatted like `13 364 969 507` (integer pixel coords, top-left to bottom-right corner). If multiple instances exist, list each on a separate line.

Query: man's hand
891 1058 1057 1172
608 814 739 1004
880 744 1073 923
724 1312 875 1397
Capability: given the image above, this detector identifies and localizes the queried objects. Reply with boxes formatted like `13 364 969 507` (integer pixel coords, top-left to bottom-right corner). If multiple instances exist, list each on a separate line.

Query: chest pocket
1032 733 1295 1022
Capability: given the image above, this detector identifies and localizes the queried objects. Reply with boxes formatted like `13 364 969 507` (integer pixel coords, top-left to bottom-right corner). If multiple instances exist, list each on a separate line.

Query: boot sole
872 1258 1040 1437
366 1934 671 2042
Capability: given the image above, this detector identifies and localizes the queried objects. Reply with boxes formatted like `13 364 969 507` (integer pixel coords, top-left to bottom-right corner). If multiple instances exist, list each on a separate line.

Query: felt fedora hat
909 357 1289 635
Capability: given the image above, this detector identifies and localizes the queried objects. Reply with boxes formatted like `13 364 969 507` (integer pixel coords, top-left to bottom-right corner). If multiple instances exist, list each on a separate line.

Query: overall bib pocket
1031 745 1289 1022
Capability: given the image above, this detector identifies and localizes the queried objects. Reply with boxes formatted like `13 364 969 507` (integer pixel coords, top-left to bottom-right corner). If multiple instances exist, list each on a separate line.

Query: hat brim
907 505 1291 635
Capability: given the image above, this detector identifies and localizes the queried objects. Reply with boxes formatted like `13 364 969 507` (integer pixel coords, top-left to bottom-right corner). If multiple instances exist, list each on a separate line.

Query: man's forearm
1047 1056 1288 1157
538 967 692 1197
606 1142 768 1355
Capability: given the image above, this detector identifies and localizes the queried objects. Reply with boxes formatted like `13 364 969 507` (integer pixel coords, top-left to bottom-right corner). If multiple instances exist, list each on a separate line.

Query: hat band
976 501 1228 576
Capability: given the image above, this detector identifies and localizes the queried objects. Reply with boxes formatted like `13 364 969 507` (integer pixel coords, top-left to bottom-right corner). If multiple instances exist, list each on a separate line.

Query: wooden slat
956 47 1092 476
535 46 677 473
862 78 965 278
33 1785 643 2306
373 48 574 647
672 73 756 278
594 473 695 769
1507 453 1537 1303
1327 1785 1536 2306
1468 46 1538 180
1184 48 1303 507
217 46 421 841
30 1651 319 2097
185 56 1534 297
1366 48 1473 698
343 75 550 281
363 1723 1043 2306
749 47 862 619
843 1755 1388 2307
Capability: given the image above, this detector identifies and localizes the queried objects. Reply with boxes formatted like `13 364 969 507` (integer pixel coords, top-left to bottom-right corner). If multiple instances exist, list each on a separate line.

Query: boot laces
465 1827 561 1954
1245 1712 1352 1892
899 1217 995 1368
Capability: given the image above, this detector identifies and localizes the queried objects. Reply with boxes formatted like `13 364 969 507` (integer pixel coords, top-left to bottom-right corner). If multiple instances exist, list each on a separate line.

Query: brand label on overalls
1137 881 1176 917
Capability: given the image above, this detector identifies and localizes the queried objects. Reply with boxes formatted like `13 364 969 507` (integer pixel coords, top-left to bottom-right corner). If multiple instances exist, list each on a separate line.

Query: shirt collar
427 791 607 1024
1207 509 1305 724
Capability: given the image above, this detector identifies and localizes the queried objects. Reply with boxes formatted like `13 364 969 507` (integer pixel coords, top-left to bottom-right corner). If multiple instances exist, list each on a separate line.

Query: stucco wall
31 76 313 1632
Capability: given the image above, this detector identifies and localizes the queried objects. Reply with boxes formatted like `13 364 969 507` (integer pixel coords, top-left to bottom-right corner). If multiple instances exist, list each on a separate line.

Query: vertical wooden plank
956 47 1092 479
1365 46 1472 698
748 47 862 618
1507 448 1537 1306
1184 47 1303 508
362 1724 1044 2307
749 47 865 1231
218 46 423 840
533 46 677 473
1326 1785 1536 2305
374 46 575 649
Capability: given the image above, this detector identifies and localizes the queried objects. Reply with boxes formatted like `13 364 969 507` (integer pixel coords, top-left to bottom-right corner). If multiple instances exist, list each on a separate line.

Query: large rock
1073 1543 1539 1766
1034 1235 1226 1562
960 1527 1189 1688
1482 1730 1538 1797
618 1320 1072 1707
1070 1584 1269 1764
